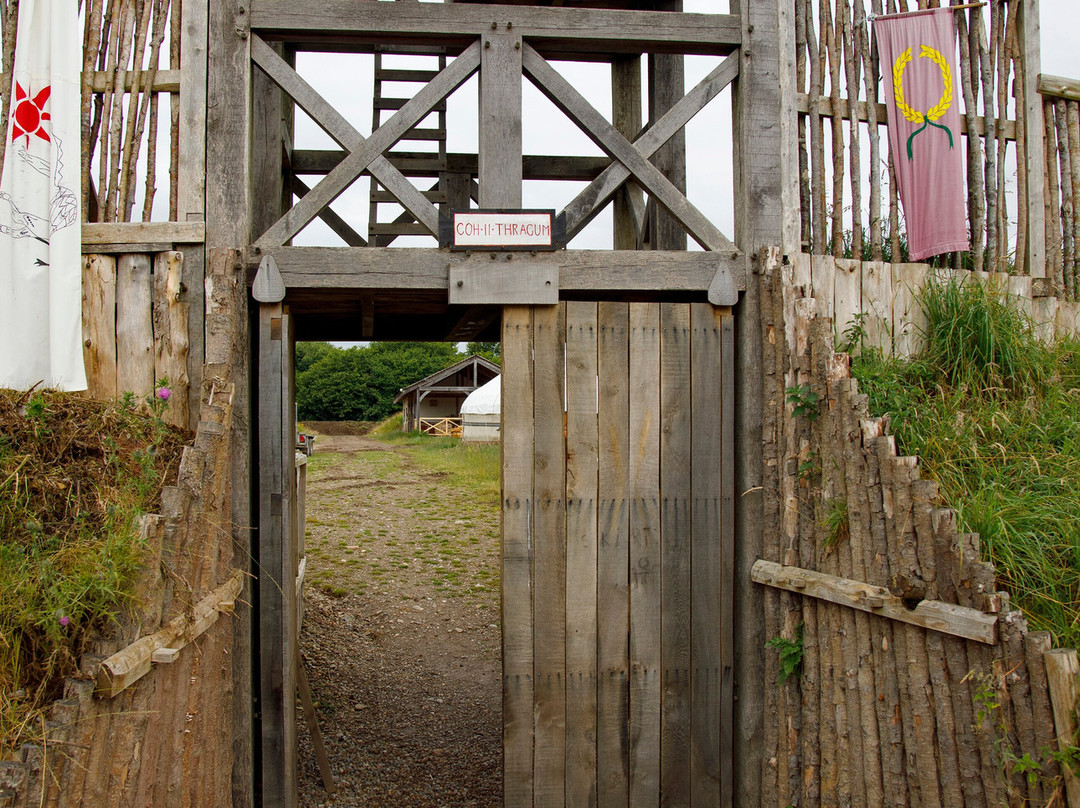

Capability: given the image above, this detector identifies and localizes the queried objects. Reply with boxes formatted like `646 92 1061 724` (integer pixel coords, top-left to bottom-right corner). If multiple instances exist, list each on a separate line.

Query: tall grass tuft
851 278 1080 648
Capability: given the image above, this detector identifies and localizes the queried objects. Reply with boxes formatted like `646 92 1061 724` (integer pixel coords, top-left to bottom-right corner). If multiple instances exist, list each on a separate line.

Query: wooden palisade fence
756 246 1080 807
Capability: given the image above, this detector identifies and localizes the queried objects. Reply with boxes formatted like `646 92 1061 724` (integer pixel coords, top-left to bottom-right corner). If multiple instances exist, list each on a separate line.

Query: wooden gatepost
209 0 782 805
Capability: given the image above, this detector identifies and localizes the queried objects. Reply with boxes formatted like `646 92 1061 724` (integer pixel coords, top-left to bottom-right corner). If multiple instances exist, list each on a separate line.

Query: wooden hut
393 354 500 434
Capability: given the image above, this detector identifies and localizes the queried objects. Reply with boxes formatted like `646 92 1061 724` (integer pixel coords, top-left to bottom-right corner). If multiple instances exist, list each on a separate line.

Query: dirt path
297 436 501 807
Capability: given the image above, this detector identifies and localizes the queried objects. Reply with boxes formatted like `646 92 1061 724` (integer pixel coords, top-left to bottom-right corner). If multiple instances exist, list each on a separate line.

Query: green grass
850 277 1080 647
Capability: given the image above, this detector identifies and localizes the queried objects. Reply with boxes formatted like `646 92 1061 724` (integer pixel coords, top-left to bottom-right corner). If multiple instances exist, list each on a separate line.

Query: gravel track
297 435 501 807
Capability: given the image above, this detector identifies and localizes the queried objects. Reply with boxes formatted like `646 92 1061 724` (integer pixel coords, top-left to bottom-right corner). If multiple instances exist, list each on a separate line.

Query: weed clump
851 278 1080 648
0 386 186 753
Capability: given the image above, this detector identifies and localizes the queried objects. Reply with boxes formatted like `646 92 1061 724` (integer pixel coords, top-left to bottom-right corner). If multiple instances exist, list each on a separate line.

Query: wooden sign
441 209 562 251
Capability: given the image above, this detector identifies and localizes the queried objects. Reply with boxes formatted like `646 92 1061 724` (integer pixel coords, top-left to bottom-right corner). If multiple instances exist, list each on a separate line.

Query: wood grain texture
263 246 745 294
690 302 722 807
178 0 208 217
501 306 534 807
82 221 205 246
628 303 661 807
152 251 190 428
250 1 740 57
719 311 735 808
752 561 997 643
596 302 630 808
1046 649 1080 807
82 254 118 401
660 303 692 806
115 254 155 400
564 301 599 808
479 31 523 209
533 303 567 808
1017 0 1046 277
257 303 297 808
206 0 250 249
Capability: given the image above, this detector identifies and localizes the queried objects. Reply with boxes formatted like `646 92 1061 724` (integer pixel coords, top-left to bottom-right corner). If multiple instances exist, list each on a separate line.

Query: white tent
460 375 500 442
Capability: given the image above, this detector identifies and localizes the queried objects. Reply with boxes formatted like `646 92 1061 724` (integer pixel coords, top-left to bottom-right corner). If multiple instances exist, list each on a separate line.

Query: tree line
296 341 499 422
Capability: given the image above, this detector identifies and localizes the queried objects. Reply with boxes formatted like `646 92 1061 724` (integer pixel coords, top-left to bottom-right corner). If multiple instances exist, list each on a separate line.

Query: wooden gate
501 301 735 806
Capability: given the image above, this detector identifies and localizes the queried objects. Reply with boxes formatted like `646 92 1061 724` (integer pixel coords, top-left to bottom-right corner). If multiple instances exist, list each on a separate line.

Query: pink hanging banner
875 8 968 261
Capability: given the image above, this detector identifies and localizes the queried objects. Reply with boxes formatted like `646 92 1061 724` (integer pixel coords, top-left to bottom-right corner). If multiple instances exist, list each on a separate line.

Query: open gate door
501 301 735 807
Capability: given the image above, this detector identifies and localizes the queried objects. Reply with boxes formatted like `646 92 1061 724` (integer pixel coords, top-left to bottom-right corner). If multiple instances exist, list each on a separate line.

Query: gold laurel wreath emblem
892 45 955 158
893 45 953 121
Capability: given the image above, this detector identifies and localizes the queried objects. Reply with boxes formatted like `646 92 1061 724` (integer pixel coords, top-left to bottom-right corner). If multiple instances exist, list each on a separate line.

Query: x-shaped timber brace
249 28 745 306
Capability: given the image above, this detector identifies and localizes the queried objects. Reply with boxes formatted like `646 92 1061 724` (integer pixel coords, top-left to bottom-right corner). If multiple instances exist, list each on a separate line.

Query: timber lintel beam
249 246 746 299
249 1 740 57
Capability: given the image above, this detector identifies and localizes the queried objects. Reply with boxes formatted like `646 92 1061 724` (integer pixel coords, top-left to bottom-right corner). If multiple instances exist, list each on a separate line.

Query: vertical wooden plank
82 254 118 401
613 56 644 250
597 302 630 808
115 254 155 401
565 301 599 808
534 303 567 808
660 302 692 806
152 251 190 429
257 303 296 808
811 254 836 320
647 0 687 252
179 244 205 430
690 302 722 807
862 261 893 355
833 257 862 344
719 310 735 808
178 0 208 218
502 306 535 808
629 303 661 807
892 263 928 360
206 0 250 248
281 309 297 808
1017 0 1046 277
1046 649 1080 808
479 30 523 208
205 0 251 795
778 0 801 256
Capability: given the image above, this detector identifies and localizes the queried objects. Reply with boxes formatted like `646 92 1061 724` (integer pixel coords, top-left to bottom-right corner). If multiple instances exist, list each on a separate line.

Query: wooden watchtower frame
208 0 783 803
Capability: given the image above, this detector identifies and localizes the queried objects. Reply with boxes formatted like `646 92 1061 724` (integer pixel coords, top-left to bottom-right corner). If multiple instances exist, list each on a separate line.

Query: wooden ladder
368 45 449 246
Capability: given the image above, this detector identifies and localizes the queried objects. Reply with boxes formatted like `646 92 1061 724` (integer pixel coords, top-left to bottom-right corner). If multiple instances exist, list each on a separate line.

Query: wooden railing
419 417 462 437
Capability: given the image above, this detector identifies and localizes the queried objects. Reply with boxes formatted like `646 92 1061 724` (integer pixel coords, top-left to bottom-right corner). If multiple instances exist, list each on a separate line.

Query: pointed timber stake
253 255 286 303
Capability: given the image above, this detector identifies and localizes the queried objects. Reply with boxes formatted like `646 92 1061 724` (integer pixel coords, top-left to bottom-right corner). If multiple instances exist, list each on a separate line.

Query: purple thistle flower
157 387 171 401
59 615 70 627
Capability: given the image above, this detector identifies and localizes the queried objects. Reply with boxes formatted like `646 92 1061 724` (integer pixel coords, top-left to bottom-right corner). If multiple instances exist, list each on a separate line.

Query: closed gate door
501 301 735 807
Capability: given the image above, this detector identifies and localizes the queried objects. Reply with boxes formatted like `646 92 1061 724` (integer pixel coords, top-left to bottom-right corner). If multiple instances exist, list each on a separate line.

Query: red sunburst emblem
10 82 51 147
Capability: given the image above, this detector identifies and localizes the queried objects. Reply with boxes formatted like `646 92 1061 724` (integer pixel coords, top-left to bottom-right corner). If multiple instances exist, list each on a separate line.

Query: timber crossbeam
250 1 740 58
246 246 746 300
752 560 998 644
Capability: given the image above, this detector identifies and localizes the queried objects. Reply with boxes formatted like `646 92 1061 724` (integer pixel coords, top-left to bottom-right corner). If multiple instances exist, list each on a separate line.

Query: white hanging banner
0 0 85 391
